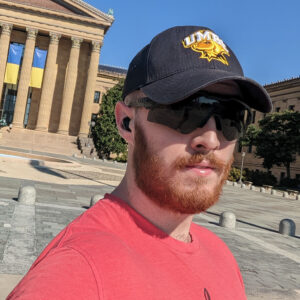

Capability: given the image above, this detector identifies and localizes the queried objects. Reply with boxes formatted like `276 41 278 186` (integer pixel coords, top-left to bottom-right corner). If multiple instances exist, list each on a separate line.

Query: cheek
159 145 186 164
144 122 188 151
148 140 187 173
219 141 236 160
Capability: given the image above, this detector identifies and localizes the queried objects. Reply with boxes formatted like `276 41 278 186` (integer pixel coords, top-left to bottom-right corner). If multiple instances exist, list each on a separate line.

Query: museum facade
0 0 124 137
234 77 300 181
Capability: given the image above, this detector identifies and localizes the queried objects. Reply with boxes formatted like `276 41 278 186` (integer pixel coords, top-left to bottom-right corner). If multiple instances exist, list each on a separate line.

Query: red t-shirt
8 194 246 299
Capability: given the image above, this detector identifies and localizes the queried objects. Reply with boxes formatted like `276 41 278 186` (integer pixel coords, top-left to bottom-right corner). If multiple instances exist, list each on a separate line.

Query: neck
112 174 193 243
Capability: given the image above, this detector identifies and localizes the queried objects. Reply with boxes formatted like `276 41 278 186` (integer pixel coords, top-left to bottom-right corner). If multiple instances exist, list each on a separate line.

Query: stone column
57 37 82 134
79 41 102 136
12 28 37 128
0 23 13 105
35 33 61 131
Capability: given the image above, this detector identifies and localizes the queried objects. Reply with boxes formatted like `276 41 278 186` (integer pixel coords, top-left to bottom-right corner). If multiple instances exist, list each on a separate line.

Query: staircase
0 127 81 156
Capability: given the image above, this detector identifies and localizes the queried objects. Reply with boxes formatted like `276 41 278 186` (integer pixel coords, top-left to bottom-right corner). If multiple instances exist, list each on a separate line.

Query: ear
115 101 134 145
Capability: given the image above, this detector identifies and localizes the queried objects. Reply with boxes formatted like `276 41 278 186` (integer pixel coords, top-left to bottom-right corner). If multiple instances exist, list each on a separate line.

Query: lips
186 160 215 169
185 161 216 176
174 153 227 176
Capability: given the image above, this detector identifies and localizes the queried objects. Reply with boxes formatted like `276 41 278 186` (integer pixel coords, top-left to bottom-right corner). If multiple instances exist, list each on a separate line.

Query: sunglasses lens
147 107 186 130
179 109 213 134
218 118 242 141
146 95 250 140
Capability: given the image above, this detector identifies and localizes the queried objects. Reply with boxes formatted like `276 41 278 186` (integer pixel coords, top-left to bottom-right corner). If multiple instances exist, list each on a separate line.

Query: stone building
234 77 300 182
0 0 127 138
95 64 127 120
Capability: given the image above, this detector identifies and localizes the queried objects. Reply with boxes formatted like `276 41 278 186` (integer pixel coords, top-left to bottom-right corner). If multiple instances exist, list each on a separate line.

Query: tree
241 110 300 179
92 80 127 160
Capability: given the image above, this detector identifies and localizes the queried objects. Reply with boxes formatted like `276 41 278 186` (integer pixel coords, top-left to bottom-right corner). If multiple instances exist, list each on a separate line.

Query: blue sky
87 0 300 85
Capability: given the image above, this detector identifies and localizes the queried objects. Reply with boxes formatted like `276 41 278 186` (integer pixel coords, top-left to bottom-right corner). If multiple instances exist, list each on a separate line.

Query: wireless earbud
122 117 131 132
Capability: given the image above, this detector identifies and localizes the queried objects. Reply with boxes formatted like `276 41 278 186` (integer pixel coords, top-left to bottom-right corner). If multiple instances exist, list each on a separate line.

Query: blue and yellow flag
30 48 47 88
4 43 23 84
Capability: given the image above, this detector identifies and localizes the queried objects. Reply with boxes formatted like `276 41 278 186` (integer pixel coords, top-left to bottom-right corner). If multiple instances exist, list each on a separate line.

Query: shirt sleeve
7 247 100 300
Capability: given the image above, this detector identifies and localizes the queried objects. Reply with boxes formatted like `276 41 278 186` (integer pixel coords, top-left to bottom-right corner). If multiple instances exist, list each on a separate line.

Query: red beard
133 123 233 214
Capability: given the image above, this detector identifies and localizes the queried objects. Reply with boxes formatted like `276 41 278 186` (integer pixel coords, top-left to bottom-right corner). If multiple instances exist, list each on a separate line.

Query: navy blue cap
123 26 272 113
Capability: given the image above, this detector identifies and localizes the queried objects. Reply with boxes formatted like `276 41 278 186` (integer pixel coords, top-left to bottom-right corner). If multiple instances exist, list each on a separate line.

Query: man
8 26 272 299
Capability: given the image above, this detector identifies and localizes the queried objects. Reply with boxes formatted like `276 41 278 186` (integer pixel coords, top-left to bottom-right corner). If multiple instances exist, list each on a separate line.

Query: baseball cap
123 26 272 113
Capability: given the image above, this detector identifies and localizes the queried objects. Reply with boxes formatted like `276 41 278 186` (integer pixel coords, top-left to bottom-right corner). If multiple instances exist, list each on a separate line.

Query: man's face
132 83 237 214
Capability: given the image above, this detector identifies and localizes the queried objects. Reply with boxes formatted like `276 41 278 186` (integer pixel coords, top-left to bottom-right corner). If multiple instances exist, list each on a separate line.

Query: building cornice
0 9 104 41
99 64 127 74
264 77 300 93
0 0 113 28
69 0 114 22
97 71 126 81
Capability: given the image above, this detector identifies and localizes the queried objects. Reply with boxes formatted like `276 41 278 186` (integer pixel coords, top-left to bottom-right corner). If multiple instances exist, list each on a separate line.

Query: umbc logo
182 30 230 65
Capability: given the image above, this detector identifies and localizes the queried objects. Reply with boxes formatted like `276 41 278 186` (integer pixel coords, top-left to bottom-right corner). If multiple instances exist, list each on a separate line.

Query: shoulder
9 230 127 299
8 247 100 299
40 200 130 268
8 196 131 299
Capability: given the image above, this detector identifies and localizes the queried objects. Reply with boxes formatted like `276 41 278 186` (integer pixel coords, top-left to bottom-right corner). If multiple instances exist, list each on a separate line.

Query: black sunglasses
126 93 252 141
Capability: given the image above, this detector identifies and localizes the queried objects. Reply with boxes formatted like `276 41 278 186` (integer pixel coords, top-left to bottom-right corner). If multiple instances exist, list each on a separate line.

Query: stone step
0 127 81 156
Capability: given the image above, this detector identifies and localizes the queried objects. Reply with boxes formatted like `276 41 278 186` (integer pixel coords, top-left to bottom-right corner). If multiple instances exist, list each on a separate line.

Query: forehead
201 81 242 98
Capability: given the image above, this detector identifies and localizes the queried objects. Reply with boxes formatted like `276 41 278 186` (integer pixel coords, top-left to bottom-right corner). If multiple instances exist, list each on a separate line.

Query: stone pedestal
279 219 296 236
283 192 289 198
18 185 36 205
219 211 236 229
90 194 103 207
271 189 277 195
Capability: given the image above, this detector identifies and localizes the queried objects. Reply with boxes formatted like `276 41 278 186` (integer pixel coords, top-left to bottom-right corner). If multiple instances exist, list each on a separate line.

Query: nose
190 117 221 152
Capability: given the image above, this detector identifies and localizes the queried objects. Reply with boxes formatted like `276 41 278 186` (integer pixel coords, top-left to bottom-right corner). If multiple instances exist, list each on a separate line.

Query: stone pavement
195 187 300 300
0 149 299 299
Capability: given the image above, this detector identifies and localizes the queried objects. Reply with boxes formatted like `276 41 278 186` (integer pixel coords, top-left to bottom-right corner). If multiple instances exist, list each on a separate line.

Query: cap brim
141 68 272 113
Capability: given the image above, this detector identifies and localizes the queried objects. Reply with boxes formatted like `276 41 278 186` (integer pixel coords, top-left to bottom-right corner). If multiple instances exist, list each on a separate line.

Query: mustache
174 152 232 171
